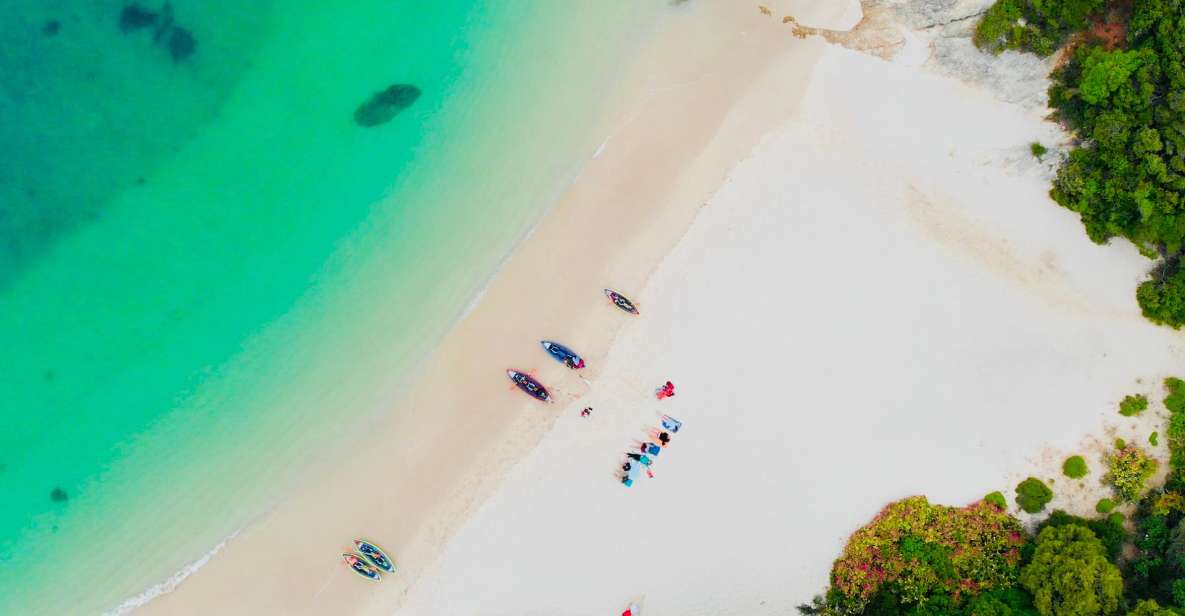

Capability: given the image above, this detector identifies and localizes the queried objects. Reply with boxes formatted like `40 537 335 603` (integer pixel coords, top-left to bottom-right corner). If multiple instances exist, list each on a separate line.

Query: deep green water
0 1 660 612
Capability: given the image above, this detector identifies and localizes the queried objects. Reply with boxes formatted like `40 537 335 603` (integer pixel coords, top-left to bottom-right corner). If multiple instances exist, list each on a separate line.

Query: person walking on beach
580 407 592 417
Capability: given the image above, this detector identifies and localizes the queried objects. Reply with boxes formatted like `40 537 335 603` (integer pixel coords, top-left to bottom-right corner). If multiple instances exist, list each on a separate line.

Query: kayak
541 340 585 369
354 539 396 574
507 370 551 402
343 552 382 581
604 288 639 315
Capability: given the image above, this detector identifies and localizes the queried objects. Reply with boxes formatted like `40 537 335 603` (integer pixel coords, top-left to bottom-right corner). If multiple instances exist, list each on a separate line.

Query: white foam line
103 529 241 616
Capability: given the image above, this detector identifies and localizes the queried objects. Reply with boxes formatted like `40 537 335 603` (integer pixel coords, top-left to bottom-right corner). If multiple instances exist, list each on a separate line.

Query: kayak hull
507 370 552 402
343 553 382 581
541 340 585 369
354 539 396 574
604 288 639 315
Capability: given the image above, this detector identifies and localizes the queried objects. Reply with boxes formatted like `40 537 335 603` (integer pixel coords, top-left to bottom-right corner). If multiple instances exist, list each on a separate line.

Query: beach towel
661 416 682 433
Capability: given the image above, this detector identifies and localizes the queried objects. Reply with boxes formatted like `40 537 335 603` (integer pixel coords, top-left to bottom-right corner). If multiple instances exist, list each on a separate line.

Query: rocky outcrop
816 0 1057 109
354 85 423 127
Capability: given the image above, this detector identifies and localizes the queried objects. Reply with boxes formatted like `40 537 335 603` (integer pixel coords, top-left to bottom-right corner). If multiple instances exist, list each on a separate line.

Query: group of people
620 413 682 488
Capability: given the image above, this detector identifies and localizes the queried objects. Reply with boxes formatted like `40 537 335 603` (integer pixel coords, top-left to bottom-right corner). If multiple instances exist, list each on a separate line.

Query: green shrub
1108 444 1158 502
1129 599 1178 615
1016 477 1054 514
1062 455 1089 479
1095 498 1115 514
1030 142 1048 158
985 491 1008 509
1115 438 1127 450
1120 394 1150 417
1167 378 1185 486
1108 511 1125 526
1020 524 1122 616
973 0 1106 56
1150 431 1159 447
827 496 1026 612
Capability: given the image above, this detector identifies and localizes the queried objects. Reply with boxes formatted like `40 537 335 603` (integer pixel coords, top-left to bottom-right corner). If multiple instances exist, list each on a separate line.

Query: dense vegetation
824 497 1026 613
800 380 1185 615
979 0 1185 328
975 0 1105 56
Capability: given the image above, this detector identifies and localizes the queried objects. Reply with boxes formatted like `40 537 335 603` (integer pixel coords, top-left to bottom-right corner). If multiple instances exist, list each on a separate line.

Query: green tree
1128 599 1179 615
1078 49 1146 105
1020 525 1122 616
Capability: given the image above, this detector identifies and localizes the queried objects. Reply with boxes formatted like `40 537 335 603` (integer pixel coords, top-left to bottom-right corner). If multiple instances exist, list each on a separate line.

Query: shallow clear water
0 1 660 611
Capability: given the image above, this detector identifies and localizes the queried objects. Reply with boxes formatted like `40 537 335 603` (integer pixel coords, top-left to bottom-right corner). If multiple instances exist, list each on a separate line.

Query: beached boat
604 288 639 315
343 552 382 581
506 369 551 402
541 340 585 369
354 539 396 574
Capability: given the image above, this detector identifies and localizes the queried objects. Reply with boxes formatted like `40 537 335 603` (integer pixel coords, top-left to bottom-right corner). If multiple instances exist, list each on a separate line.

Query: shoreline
133 3 860 613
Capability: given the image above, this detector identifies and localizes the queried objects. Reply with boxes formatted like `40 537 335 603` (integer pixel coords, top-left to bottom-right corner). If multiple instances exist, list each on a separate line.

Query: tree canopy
1021 524 1123 616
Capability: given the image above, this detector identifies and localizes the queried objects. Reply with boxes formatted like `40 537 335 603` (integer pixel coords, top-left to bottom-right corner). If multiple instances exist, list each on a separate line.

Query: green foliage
1153 432 1161 447
974 0 1106 56
827 496 1026 612
1041 509 1129 562
1110 512 1127 526
1028 0 1185 326
1123 394 1152 417
1127 599 1179 615
1064 455 1090 478
1033 142 1050 158
985 0 1185 328
964 587 1043 616
988 491 1010 509
1119 439 1130 450
1021 525 1123 616
1017 477 1055 513
1097 498 1117 513
1110 444 1160 501
1167 378 1185 487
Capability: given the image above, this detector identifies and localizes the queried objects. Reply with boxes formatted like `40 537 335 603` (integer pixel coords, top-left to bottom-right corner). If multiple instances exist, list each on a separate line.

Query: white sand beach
137 1 1185 615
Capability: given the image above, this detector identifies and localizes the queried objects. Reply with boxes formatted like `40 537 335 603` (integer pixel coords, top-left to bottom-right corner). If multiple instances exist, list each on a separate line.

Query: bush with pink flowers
827 496 1026 612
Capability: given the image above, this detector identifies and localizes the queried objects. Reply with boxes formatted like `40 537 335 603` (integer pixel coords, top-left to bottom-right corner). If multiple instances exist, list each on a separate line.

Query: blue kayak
541 340 585 369
355 539 395 574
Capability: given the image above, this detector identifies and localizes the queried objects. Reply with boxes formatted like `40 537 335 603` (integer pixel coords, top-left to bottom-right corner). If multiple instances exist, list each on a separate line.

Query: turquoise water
0 1 660 612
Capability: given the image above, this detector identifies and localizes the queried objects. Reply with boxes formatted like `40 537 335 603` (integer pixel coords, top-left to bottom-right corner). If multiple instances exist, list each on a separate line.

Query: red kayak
506 370 552 402
604 288 639 315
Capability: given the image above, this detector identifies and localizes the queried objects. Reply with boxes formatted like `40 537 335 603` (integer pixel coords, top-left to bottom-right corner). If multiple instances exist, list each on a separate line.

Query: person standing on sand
655 380 675 400
580 407 592 417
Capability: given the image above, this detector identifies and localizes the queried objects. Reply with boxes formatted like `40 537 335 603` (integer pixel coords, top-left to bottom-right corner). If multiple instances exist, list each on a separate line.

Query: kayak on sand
506 369 552 402
604 288 639 315
541 340 585 369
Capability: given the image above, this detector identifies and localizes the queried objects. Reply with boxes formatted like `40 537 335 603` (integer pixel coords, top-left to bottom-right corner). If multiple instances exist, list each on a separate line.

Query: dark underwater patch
354 85 422 127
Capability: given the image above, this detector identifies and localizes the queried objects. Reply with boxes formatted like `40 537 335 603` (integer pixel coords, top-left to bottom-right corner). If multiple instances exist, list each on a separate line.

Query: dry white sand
136 1 1185 614
393 30 1185 616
